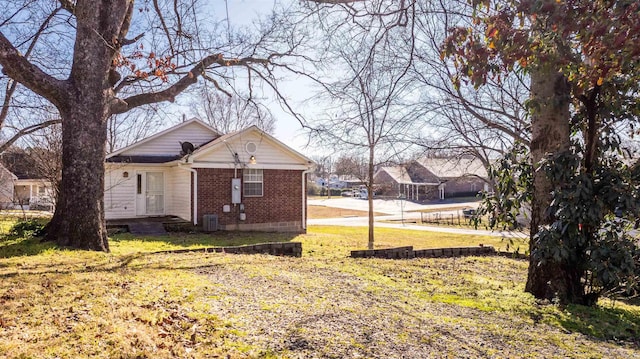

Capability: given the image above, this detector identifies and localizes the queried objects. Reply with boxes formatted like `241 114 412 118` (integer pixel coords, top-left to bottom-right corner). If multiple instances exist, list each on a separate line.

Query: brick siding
196 168 306 232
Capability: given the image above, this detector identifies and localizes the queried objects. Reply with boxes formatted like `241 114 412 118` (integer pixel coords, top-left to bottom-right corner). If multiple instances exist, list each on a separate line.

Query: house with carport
104 118 314 232
374 157 489 201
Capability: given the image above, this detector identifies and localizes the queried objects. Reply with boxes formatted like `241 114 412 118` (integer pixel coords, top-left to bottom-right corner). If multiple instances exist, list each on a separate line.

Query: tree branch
153 0 174 53
110 54 269 114
308 0 365 3
58 0 75 14
0 119 62 154
0 33 68 109
121 32 144 46
0 7 62 129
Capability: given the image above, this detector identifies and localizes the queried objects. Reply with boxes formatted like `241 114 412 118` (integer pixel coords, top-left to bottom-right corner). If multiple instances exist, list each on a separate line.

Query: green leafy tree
445 0 640 304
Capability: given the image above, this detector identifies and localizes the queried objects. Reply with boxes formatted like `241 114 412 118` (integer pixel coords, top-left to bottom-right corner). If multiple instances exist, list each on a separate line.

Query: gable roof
0 149 46 180
0 163 18 181
189 125 313 165
106 118 220 159
375 166 411 183
416 157 488 179
375 166 440 185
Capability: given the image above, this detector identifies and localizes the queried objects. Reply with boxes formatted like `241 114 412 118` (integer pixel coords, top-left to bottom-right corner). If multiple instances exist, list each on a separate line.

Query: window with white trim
243 169 263 197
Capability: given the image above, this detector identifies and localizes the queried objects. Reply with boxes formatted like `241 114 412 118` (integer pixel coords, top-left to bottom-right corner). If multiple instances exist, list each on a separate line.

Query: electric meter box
231 178 241 204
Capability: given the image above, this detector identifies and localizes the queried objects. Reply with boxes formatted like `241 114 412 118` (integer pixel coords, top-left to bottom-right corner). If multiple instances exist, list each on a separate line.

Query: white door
136 172 165 215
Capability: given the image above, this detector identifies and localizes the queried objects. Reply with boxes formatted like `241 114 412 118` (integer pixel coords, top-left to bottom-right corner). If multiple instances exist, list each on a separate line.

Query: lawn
0 225 638 358
307 205 386 219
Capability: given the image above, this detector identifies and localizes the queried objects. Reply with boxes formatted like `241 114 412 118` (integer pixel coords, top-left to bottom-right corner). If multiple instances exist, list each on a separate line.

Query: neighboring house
104 118 314 232
315 175 364 190
0 150 56 210
13 178 55 210
0 164 16 209
374 157 489 201
314 177 328 187
339 176 366 189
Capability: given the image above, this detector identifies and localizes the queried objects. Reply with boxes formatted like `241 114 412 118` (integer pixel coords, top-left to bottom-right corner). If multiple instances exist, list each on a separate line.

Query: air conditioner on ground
203 214 219 232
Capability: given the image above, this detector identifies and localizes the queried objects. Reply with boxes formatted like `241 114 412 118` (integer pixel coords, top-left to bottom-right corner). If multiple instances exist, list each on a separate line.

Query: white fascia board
105 161 180 168
397 181 441 186
190 162 312 170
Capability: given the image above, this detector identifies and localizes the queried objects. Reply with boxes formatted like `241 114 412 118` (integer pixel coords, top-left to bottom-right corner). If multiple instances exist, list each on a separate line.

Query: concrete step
127 222 168 236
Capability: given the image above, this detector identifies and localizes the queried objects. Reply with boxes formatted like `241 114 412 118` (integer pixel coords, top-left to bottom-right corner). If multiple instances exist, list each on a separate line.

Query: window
243 169 263 197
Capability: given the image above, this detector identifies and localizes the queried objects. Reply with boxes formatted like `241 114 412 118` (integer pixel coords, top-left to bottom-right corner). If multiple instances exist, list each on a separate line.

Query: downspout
302 167 313 230
178 164 198 225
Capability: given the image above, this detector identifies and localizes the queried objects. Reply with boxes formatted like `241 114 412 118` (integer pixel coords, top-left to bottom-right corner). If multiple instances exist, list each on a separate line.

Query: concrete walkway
308 197 477 215
308 197 528 239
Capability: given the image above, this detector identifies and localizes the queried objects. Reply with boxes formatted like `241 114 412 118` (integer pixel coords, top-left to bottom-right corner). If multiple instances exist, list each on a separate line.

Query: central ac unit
203 214 219 232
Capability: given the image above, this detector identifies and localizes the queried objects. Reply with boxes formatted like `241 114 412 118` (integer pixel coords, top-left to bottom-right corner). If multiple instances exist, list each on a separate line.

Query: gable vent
245 142 257 154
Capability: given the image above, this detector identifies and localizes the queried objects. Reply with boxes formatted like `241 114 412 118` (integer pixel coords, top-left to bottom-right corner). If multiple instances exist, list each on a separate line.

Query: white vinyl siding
105 164 193 221
193 132 305 166
165 168 191 221
104 165 136 219
243 169 263 197
120 121 217 156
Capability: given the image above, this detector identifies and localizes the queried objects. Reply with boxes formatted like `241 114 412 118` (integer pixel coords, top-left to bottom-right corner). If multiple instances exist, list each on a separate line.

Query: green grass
0 225 638 358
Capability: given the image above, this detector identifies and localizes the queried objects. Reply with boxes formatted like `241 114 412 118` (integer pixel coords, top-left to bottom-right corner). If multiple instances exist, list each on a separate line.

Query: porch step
127 222 168 236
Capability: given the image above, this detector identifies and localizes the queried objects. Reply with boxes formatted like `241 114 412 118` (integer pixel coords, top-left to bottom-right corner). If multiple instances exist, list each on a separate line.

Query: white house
0 164 16 209
105 118 314 232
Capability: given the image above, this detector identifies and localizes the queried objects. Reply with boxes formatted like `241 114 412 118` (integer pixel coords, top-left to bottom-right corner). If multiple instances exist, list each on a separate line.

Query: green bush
307 183 321 196
8 219 47 238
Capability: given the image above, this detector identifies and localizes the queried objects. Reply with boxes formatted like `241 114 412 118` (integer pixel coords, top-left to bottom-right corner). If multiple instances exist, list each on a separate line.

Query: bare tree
334 155 367 180
299 0 528 176
106 110 166 153
189 87 276 134
22 123 62 206
310 154 334 179
309 20 418 249
0 0 307 251
408 0 529 166
0 2 66 154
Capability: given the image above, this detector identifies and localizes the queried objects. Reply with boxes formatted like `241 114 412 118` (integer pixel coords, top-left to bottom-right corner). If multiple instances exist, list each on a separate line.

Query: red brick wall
196 168 304 229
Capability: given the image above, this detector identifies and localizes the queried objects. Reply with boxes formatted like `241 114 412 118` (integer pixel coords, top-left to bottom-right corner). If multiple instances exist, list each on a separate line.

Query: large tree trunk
525 66 573 301
41 1 131 252
45 101 110 251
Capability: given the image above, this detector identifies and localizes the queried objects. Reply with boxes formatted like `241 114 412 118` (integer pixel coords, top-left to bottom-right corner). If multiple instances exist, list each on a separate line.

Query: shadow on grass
551 303 640 344
0 252 147 279
0 236 57 258
110 231 300 249
0 231 301 260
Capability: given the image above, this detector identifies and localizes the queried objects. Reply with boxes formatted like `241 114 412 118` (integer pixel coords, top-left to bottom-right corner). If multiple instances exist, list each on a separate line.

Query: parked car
358 189 375 199
462 208 477 218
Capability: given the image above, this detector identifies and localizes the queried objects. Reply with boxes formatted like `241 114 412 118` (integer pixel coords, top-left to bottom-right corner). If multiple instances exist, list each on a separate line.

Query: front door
136 172 165 215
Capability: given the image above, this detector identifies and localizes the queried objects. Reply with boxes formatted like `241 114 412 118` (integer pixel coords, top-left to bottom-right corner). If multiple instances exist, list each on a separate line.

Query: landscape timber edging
154 241 302 257
350 245 527 260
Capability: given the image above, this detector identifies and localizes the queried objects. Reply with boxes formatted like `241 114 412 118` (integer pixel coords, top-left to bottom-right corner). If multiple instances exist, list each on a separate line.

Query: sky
208 0 315 155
